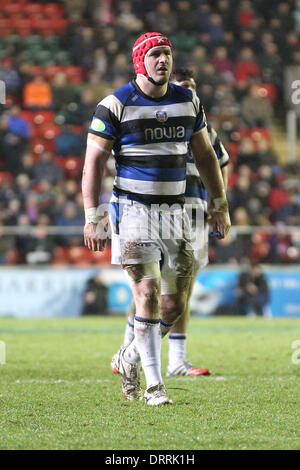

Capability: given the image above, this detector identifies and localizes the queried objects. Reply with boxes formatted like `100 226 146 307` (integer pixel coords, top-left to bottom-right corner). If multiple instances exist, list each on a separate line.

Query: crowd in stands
0 0 299 266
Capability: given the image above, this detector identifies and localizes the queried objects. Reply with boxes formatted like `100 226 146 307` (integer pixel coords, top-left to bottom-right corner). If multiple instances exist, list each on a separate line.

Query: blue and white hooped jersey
185 123 229 217
89 80 206 206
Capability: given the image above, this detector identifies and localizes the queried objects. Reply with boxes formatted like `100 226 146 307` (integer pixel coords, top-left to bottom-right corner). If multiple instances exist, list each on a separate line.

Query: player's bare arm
190 128 231 239
82 134 113 251
221 164 228 191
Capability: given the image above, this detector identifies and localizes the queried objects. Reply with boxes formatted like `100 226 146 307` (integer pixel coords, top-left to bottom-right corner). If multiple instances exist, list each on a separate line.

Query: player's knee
136 284 160 314
161 293 186 324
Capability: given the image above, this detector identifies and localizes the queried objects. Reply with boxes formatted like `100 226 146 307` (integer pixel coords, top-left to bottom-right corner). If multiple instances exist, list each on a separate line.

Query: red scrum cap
132 32 172 79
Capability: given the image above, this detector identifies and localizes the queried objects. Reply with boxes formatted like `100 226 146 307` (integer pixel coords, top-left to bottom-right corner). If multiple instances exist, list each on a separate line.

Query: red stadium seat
69 246 94 265
52 246 71 265
90 247 112 265
27 65 46 78
24 3 44 15
17 28 33 37
53 18 69 33
31 136 54 154
256 83 278 105
250 232 270 261
54 157 83 179
44 65 66 80
31 17 57 36
0 18 12 36
64 66 85 85
33 110 55 125
33 122 61 139
250 128 272 142
3 3 26 15
43 3 65 17
0 171 14 184
10 16 32 31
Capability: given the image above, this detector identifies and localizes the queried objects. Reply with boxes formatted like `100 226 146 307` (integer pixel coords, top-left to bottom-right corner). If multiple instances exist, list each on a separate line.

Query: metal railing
0 225 299 236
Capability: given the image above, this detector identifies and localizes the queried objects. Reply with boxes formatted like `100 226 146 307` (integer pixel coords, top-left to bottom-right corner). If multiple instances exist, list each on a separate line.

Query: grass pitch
0 315 299 450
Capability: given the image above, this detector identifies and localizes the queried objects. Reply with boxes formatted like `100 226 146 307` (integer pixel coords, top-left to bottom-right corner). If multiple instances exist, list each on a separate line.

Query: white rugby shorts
109 195 195 294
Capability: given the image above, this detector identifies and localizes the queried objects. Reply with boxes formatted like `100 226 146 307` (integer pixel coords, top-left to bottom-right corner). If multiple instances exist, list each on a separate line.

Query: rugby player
82 33 231 406
111 68 229 378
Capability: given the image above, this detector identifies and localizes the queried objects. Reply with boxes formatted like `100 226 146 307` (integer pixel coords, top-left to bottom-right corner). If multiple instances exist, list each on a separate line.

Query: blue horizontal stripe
185 186 208 200
169 334 187 340
187 147 224 163
116 164 186 182
135 315 159 324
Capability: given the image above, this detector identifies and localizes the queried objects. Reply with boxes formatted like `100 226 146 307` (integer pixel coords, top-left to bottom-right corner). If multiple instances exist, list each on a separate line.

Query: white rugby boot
144 383 172 406
116 347 142 401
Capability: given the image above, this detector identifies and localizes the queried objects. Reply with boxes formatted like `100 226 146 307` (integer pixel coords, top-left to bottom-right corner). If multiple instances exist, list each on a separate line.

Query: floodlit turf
0 315 300 450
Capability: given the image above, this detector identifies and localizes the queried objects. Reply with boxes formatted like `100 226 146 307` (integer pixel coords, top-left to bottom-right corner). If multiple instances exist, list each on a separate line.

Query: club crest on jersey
156 110 168 123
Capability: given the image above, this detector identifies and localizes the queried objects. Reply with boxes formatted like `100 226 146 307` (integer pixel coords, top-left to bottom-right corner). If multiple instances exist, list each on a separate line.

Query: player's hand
84 222 107 251
209 210 231 239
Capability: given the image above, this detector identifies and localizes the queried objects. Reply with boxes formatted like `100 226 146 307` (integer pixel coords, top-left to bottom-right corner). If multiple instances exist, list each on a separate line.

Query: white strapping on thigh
124 262 160 286
160 275 178 295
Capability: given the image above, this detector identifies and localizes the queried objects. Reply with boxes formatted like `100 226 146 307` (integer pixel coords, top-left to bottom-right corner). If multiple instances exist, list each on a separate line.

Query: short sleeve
192 94 207 134
88 94 123 140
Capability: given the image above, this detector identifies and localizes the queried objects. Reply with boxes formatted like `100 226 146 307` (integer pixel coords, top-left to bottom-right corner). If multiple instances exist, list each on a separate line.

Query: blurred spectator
93 48 108 75
70 26 97 68
35 179 57 217
22 215 56 265
115 1 144 33
7 106 31 140
210 46 235 81
235 47 261 83
18 152 35 180
33 151 63 184
255 138 277 166
0 58 20 96
175 1 196 32
51 73 78 113
77 88 97 125
56 201 84 246
196 3 212 34
3 198 22 225
209 13 225 43
146 1 178 34
260 42 282 85
213 232 250 264
81 273 109 315
241 85 273 128
229 173 253 211
25 192 39 223
232 206 251 226
236 137 259 170
55 125 84 156
82 70 111 103
294 0 300 34
1 131 26 174
268 228 300 263
237 0 255 28
235 261 270 316
23 76 52 109
275 193 300 226
271 2 295 32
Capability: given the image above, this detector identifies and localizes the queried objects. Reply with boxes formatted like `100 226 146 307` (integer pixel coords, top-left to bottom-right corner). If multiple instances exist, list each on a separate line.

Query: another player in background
111 68 229 377
83 33 230 406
